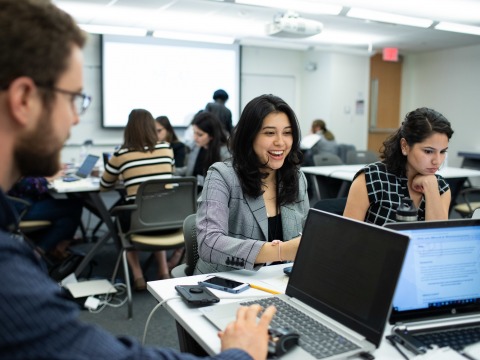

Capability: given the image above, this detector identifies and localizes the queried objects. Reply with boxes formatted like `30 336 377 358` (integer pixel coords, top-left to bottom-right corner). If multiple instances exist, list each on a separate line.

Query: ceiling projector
266 12 323 38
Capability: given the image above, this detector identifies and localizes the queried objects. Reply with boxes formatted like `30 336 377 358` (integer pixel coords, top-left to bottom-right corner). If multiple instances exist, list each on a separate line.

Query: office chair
7 196 52 235
453 187 480 218
345 150 379 164
110 177 197 319
171 213 199 278
312 152 343 166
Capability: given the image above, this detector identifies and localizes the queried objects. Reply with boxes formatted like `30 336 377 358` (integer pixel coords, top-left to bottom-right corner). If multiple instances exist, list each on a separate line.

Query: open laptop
202 209 410 359
385 219 480 354
63 154 99 182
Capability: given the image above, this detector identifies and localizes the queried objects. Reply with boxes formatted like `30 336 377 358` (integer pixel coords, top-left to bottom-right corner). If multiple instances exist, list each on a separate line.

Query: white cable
142 297 181 345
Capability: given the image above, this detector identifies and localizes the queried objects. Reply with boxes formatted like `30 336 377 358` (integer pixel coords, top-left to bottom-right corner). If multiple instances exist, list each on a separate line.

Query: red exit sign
383 47 399 62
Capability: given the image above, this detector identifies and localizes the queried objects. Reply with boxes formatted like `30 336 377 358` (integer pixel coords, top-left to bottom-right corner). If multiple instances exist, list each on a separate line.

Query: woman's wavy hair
122 109 158 152
381 107 454 176
192 111 227 175
230 94 302 205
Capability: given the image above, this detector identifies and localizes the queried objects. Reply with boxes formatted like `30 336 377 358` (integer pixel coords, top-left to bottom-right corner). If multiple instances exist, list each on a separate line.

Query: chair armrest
6 196 31 218
110 204 137 216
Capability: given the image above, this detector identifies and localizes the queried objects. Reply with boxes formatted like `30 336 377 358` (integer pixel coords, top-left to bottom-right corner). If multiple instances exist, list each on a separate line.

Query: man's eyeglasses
37 85 92 115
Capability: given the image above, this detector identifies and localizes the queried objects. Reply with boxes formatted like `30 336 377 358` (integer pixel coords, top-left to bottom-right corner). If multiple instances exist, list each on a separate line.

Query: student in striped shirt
101 108 175 290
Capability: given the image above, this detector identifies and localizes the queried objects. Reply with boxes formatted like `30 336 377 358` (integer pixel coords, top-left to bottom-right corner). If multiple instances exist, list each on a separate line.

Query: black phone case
175 285 220 306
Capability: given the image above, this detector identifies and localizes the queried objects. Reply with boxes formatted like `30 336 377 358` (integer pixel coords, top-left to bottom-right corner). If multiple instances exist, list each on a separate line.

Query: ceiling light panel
435 22 480 36
347 8 433 28
236 0 343 15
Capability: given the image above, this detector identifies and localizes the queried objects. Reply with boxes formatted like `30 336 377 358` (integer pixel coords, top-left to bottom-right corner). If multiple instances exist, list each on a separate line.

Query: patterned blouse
8 177 50 202
354 162 450 226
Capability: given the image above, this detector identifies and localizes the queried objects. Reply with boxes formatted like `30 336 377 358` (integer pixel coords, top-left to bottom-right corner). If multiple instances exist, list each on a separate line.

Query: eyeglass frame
1 81 92 116
35 84 92 115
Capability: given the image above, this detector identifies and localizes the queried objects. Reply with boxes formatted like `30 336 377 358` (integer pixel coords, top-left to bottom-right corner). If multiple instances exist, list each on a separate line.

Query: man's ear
6 77 38 127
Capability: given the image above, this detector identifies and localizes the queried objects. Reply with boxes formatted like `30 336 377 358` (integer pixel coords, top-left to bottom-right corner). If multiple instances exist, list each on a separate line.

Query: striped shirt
101 142 174 201
355 161 449 226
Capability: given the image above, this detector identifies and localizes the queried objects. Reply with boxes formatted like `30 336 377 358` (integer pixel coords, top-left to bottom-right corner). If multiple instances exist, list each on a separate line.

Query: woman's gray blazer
194 161 310 274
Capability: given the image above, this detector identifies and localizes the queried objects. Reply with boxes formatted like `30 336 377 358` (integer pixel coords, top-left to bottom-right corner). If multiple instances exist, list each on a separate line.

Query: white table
147 264 408 359
50 177 120 277
301 165 480 203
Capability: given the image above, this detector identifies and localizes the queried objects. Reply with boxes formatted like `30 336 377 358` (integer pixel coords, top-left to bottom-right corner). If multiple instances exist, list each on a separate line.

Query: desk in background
458 152 480 170
147 264 405 359
50 178 120 277
302 165 480 206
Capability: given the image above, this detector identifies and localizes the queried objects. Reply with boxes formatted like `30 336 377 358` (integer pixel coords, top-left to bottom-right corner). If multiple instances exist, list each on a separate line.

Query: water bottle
79 139 93 165
396 197 417 222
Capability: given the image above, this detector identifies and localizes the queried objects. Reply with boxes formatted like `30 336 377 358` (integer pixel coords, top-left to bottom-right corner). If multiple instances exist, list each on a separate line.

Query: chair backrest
345 150 379 164
313 152 343 166
182 213 199 276
336 143 356 163
130 177 197 233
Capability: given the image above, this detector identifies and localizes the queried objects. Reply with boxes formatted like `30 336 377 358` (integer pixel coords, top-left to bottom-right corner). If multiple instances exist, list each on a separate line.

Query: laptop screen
385 219 480 323
287 209 410 347
76 154 99 178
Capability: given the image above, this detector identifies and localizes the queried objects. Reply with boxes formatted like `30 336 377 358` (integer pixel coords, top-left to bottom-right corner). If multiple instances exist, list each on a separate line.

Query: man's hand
219 305 276 360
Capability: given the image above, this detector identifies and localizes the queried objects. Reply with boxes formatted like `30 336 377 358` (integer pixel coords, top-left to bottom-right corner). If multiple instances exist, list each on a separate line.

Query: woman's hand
411 174 438 194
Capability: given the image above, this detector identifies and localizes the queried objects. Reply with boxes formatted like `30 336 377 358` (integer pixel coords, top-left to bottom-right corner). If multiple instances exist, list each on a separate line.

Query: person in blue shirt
0 1 275 359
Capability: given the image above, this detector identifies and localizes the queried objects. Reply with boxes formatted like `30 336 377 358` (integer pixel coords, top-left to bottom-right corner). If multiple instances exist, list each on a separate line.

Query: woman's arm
343 173 370 221
412 174 451 220
196 165 266 270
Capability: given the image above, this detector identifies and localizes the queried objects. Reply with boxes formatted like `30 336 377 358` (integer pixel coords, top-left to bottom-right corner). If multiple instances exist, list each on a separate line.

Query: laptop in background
385 219 480 354
63 154 99 182
202 209 410 359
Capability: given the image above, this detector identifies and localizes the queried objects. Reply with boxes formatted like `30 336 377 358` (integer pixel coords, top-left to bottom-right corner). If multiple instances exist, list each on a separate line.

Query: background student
155 115 187 168
175 111 230 192
101 109 176 289
205 88 233 135
343 107 454 225
8 175 83 262
194 94 310 275
0 2 275 358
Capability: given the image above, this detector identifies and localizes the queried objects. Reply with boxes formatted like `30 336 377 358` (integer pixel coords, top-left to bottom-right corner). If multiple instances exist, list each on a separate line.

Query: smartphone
198 276 250 294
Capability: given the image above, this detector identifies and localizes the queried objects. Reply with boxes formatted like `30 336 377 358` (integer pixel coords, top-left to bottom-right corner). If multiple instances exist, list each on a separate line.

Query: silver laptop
63 154 99 181
202 209 410 359
385 219 480 354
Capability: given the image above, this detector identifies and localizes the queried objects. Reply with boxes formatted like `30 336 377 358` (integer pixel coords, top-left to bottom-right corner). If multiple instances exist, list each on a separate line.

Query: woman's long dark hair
381 107 454 176
155 115 179 143
230 94 303 205
122 109 157 152
192 111 227 175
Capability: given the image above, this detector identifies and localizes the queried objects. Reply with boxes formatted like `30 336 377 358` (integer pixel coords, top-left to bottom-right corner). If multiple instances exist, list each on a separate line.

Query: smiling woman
193 94 310 275
343 107 454 226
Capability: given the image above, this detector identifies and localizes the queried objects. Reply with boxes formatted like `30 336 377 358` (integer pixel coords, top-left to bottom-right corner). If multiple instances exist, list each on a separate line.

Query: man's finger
257 305 276 328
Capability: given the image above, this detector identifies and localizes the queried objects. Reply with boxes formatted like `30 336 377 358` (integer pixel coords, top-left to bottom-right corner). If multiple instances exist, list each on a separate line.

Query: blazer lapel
244 194 268 240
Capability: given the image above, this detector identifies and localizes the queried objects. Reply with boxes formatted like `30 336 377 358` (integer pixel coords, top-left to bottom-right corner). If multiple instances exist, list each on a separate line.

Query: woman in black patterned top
344 107 454 226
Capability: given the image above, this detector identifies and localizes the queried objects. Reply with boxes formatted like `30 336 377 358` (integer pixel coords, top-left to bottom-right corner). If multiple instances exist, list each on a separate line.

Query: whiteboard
241 74 296 113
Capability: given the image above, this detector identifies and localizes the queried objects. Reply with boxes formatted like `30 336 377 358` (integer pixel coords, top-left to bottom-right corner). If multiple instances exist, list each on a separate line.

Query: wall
65 35 372 163
401 44 480 167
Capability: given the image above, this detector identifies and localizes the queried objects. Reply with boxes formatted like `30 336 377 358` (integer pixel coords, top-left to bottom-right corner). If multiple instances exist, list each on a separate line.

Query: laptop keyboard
241 297 359 359
414 323 480 351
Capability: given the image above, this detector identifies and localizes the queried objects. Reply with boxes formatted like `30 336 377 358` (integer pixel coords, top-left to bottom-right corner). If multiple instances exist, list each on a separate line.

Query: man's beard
14 108 63 177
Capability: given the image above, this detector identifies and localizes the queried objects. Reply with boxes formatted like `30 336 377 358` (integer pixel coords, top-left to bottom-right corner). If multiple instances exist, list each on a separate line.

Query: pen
249 284 282 295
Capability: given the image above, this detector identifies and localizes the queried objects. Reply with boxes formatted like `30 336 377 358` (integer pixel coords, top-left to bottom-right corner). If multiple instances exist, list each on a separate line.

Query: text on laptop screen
392 225 480 312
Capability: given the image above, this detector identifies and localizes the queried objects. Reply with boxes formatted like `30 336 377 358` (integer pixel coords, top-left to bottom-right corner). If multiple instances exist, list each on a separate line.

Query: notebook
202 209 410 359
63 154 99 181
385 219 480 354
